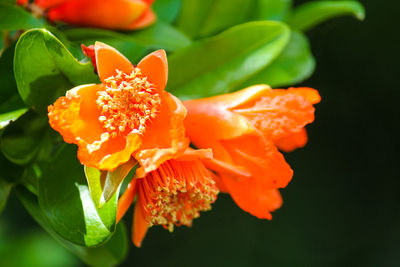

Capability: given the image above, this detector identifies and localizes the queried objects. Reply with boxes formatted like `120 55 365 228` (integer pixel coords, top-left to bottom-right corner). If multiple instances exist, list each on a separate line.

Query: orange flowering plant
1 0 365 265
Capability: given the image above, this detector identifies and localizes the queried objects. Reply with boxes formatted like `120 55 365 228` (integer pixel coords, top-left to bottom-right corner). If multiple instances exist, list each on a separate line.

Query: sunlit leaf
14 29 98 113
237 31 315 88
36 144 119 247
85 159 136 208
153 0 182 23
15 186 128 267
168 21 290 99
0 108 28 129
176 0 257 38
288 1 365 31
253 0 292 21
64 21 191 53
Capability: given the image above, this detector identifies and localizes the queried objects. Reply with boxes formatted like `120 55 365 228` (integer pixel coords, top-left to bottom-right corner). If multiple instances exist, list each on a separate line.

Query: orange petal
132 198 149 247
94 42 134 82
135 93 189 177
35 0 65 9
47 0 147 30
233 87 320 141
184 98 254 142
125 7 156 30
175 148 213 161
48 83 141 170
17 0 29 6
275 128 308 152
48 84 104 145
221 133 293 189
137 49 168 92
117 178 137 223
202 158 251 179
222 172 283 219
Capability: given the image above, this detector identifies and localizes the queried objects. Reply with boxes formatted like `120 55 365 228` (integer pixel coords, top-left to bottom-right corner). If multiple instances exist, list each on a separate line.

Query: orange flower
48 42 188 175
183 85 321 219
116 149 218 247
32 0 156 30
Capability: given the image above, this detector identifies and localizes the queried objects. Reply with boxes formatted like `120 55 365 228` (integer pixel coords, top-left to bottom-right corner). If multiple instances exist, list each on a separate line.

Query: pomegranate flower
117 149 218 247
48 42 188 175
184 85 321 219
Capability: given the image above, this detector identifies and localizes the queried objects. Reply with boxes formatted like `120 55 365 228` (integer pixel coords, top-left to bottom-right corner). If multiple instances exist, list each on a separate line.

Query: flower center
96 68 161 137
138 159 219 231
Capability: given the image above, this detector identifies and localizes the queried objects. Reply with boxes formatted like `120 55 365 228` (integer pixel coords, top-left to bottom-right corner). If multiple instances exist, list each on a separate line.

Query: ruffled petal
132 198 149 247
47 0 147 30
135 93 189 177
94 42 134 82
233 87 320 141
48 84 104 145
137 49 168 92
125 7 156 30
275 128 308 152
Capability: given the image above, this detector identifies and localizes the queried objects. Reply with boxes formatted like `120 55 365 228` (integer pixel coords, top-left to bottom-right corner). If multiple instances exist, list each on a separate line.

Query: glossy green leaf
253 0 292 21
288 1 365 31
0 3 43 30
15 186 128 267
14 29 98 113
37 144 118 246
64 21 191 52
176 0 257 38
0 108 28 129
237 31 315 89
168 21 290 99
153 0 182 23
85 159 136 208
0 111 47 165
0 42 26 114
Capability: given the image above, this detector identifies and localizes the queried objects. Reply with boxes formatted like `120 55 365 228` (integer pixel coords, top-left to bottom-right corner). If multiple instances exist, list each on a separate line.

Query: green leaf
0 3 43 30
288 1 365 31
168 21 290 100
237 31 315 89
0 42 26 114
0 111 47 165
153 0 182 23
15 186 129 267
0 177 12 214
176 0 257 38
0 108 28 129
85 159 136 208
14 29 98 113
37 144 119 247
64 21 191 52
252 0 292 21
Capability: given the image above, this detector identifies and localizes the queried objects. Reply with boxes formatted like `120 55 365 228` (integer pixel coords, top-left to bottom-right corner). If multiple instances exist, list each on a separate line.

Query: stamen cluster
96 68 161 137
138 160 219 231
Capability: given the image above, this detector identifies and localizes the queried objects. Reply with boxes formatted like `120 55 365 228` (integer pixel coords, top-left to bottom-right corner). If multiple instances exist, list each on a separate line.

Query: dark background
2 0 400 266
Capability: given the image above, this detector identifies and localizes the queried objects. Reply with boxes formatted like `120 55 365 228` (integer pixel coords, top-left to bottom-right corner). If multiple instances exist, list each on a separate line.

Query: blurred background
1 0 399 266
